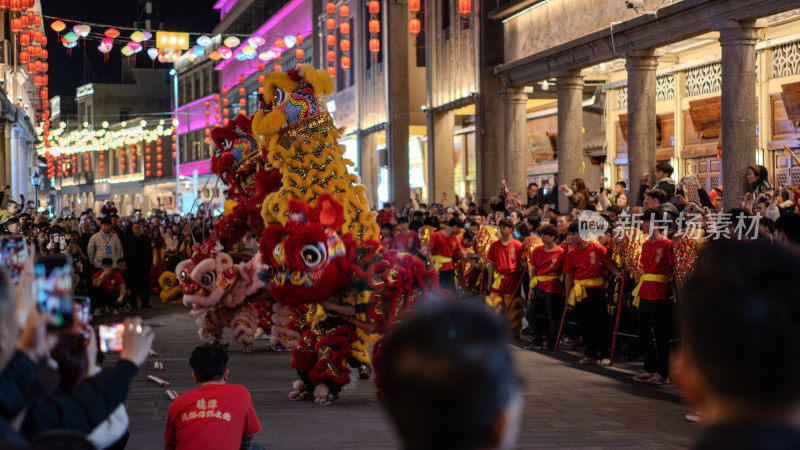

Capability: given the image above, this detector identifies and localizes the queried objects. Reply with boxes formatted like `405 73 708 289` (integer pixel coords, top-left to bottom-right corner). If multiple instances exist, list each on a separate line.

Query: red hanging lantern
340 22 350 34
327 66 336 77
19 33 29 46
156 154 162 161
369 19 380 34
409 0 420 12
340 39 350 52
340 4 349 16
10 18 21 33
205 128 211 136
326 18 336 29
19 51 28 64
326 34 336 46
296 34 304 45
257 62 265 71
222 97 229 106
238 87 246 96
341 56 351 69
368 0 379 14
327 50 336 62
156 170 162 177
295 48 304 59
213 93 220 101
204 110 211 118
273 64 281 72
239 75 245 84
326 1 335 14
369 38 380 53
20 15 28 28
239 98 246 107
458 0 471 16
0 0 9 9
222 107 229 116
9 0 19 11
409 18 421 35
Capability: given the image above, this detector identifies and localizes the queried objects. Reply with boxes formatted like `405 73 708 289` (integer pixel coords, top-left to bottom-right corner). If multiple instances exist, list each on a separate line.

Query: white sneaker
598 358 612 367
92 308 102 317
633 371 655 382
647 373 669 385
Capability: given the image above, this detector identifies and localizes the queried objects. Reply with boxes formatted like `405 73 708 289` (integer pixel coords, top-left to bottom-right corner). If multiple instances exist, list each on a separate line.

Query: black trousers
128 272 151 307
637 298 674 377
438 270 456 295
577 288 610 360
525 287 563 347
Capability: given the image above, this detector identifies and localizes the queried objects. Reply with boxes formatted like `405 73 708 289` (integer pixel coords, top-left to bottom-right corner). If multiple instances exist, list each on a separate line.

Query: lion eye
273 88 286 106
300 243 327 270
199 271 217 286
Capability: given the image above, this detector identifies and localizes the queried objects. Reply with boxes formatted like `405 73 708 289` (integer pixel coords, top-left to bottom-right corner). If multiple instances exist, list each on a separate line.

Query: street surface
100 300 699 449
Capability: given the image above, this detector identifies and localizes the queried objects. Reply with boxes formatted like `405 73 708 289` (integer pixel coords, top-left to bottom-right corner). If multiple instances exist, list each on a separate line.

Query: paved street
99 299 699 449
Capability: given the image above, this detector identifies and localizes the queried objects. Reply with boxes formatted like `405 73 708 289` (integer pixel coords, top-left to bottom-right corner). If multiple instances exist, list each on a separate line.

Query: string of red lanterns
368 0 380 55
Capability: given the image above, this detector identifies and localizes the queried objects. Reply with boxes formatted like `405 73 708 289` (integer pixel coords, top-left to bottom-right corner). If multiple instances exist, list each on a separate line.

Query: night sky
43 0 220 98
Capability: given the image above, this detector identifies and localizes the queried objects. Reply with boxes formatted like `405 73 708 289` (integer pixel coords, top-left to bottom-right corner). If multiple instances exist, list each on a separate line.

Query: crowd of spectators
0 198 217 316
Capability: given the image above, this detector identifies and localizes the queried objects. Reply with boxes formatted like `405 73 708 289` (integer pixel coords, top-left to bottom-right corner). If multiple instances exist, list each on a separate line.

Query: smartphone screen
0 235 28 284
74 295 91 326
98 323 125 352
34 254 74 329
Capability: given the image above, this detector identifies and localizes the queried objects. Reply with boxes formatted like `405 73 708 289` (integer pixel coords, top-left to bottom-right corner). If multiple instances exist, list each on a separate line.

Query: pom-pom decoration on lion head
251 64 379 243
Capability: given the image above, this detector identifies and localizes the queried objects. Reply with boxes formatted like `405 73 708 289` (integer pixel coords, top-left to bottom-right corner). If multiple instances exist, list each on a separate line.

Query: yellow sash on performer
530 274 562 290
492 272 505 290
432 255 452 271
567 277 605 306
631 273 670 307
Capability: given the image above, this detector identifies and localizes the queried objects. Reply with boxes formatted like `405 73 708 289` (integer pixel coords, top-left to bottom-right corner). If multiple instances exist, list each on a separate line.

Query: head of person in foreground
676 240 800 425
380 301 523 450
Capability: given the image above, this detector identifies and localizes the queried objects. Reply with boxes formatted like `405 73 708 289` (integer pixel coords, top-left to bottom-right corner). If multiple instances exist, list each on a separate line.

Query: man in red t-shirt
391 217 419 255
91 257 126 316
631 209 675 385
525 225 566 350
425 218 466 294
165 345 262 450
486 219 525 336
564 223 622 366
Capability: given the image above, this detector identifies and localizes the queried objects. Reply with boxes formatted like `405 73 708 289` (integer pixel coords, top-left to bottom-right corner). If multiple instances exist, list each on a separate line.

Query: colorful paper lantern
340 22 350 34
368 0 380 14
369 19 380 34
340 39 350 51
73 24 91 38
295 48 304 59
105 28 120 38
409 0 420 12
326 1 335 14
273 64 281 72
223 36 240 48
248 36 265 48
326 18 336 29
369 38 380 53
341 56 351 69
296 34 304 45
458 0 471 16
327 66 336 77
327 50 336 62
326 34 336 46
196 35 212 47
340 4 350 17
409 18 421 35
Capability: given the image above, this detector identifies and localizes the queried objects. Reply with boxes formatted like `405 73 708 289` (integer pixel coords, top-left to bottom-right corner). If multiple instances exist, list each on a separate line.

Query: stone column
503 87 528 203
432 109 455 205
626 49 659 207
716 19 764 212
556 71 584 213
386 0 410 205
358 132 378 209
3 125 10 189
476 12 505 200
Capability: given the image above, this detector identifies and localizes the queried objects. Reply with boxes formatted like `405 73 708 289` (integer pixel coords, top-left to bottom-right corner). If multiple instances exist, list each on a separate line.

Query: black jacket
0 350 139 444
124 233 152 271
